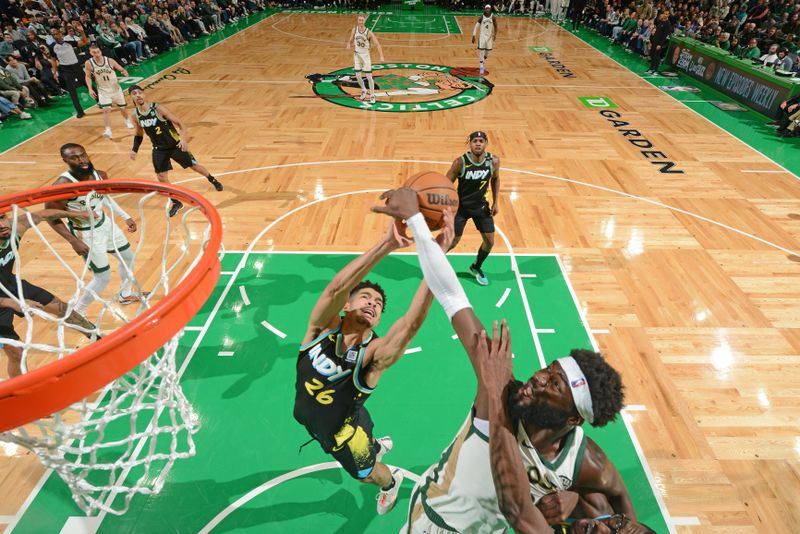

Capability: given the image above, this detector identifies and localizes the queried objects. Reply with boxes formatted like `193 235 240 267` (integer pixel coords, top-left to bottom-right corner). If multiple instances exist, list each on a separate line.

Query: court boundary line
554 254 678 533
16 150 790 528
543 18 799 180
269 11 541 46
204 159 800 258
198 462 422 534
196 249 672 532
0 12 279 159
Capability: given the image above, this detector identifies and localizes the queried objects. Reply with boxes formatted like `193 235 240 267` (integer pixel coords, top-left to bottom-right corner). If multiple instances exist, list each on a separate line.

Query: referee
50 29 85 118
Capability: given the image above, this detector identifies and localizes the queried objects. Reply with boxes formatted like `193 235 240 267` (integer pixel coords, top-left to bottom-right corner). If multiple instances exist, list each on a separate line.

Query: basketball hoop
0 180 222 516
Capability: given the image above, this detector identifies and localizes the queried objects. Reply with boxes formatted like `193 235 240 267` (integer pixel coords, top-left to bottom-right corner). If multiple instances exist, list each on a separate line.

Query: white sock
76 269 112 314
366 73 375 94
479 50 485 76
356 72 366 92
115 246 135 297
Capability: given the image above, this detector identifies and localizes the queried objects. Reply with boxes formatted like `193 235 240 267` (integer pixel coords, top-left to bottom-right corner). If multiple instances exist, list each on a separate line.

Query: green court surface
12 252 668 533
370 13 462 34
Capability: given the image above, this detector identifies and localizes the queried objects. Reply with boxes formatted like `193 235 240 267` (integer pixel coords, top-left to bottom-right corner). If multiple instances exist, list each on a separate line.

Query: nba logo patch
345 350 358 363
571 378 586 388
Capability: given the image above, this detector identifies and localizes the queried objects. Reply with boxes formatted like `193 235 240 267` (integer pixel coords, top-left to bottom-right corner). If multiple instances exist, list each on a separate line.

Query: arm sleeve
406 213 471 320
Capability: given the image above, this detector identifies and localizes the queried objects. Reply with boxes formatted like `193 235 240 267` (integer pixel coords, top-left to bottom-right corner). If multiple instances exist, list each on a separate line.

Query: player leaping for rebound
1 208 98 378
346 14 385 105
472 5 498 80
294 217 452 515
128 85 223 217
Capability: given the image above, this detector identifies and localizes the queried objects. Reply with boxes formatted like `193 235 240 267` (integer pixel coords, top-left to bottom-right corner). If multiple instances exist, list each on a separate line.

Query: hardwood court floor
1 11 799 533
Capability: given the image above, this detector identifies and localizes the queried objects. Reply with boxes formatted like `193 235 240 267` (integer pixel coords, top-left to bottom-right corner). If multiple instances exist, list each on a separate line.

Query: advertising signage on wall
667 40 797 118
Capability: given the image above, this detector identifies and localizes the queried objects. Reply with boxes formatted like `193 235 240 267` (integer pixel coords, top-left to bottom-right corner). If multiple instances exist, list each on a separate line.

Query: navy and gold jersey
294 325 378 448
456 151 494 212
135 103 181 150
0 236 21 291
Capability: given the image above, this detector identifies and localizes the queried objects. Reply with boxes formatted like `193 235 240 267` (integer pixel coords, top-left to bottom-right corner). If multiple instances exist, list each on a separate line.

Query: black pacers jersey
294 325 378 446
456 151 494 213
135 103 181 150
0 236 20 292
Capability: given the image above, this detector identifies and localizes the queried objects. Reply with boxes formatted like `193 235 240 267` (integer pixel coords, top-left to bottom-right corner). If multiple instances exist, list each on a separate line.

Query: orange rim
0 180 222 433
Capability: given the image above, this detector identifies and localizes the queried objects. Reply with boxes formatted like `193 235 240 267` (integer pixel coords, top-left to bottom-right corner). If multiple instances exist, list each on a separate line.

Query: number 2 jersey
135 103 181 150
294 325 378 448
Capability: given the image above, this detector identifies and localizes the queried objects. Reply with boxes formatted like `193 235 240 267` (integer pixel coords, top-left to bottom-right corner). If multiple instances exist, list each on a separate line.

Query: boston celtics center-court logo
306 63 492 112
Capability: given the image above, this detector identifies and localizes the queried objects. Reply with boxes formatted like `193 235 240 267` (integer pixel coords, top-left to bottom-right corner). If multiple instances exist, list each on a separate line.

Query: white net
0 186 218 516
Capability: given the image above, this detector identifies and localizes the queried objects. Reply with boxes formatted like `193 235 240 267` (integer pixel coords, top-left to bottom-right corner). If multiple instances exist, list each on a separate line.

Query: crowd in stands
0 0 268 125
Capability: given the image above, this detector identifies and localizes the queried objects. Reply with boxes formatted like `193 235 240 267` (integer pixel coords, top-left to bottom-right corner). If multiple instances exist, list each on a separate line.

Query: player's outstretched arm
44 183 91 257
302 222 410 346
12 208 88 238
575 438 639 521
372 188 492 417
96 170 136 231
109 57 128 77
364 212 455 383
480 321 552 534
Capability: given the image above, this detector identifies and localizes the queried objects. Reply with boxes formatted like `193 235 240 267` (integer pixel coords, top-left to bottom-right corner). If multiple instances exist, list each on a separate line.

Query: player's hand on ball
371 188 421 220
435 208 455 252
384 219 413 249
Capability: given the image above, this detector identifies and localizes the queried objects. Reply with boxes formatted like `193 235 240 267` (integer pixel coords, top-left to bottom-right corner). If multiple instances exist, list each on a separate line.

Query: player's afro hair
570 349 625 427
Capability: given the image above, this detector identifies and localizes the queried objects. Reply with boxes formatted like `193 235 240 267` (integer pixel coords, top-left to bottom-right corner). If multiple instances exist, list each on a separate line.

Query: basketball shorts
152 147 197 173
69 214 131 273
454 205 495 236
400 482 459 534
478 35 494 51
306 407 381 480
97 87 126 108
354 51 372 73
0 279 55 342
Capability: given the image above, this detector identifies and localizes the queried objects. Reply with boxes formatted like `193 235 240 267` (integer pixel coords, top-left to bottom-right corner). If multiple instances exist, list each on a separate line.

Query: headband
557 356 594 424
469 131 488 141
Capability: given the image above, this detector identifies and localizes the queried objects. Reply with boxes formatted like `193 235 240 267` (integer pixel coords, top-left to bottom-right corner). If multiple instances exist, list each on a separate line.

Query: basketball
404 171 459 230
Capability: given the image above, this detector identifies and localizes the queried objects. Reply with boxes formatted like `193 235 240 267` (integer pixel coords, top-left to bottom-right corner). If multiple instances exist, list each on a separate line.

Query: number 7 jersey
293 325 378 447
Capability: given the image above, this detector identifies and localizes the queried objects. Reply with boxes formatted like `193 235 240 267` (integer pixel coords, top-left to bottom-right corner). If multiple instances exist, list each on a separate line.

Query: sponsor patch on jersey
345 349 358 363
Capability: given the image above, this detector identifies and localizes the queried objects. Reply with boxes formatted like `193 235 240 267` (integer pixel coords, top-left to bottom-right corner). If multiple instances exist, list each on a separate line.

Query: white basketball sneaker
103 127 113 139
125 120 134 129
360 90 367 101
376 468 403 515
375 436 393 462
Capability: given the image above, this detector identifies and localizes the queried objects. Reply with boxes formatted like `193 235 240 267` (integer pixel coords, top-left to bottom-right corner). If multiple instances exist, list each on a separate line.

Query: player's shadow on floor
307 253 422 282
209 468 410 533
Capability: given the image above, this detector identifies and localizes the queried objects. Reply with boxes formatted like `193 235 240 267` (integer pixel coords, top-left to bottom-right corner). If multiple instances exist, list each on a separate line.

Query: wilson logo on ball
426 193 458 207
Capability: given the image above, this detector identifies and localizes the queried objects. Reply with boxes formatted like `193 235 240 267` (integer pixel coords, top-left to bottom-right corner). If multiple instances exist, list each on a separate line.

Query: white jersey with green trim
89 57 119 92
415 411 586 533
60 170 107 227
517 423 586 502
354 26 370 53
